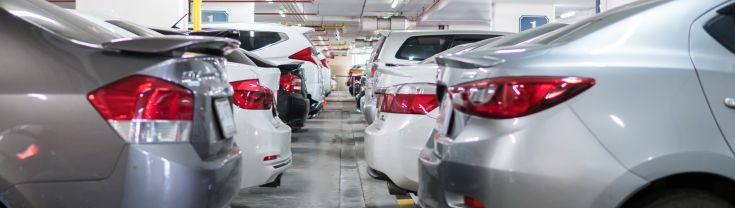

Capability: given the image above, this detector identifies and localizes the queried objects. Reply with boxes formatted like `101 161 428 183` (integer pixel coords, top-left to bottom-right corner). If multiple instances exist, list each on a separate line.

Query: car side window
395 35 451 61
238 30 286 51
704 3 735 54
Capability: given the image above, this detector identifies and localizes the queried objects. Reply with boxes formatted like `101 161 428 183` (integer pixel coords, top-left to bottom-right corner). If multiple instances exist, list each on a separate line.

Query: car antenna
171 13 190 29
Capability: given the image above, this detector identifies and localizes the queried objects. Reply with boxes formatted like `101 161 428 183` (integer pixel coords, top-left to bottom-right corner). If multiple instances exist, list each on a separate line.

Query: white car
317 51 333 97
202 23 328 118
74 13 295 188
365 24 568 192
364 64 440 192
226 60 293 188
361 30 511 124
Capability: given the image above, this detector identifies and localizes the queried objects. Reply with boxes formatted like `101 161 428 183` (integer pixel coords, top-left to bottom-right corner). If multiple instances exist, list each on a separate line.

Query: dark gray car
0 0 242 207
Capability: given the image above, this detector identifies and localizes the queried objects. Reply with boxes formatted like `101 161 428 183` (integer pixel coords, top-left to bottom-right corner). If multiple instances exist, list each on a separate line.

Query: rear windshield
395 34 498 61
518 0 668 46
238 30 287 51
473 23 568 51
2 0 126 45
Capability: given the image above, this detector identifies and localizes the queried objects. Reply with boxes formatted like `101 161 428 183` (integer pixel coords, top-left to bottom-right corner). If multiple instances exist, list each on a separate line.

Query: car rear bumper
277 90 309 128
1 143 242 208
418 107 645 208
234 109 293 188
364 113 434 191
362 103 377 124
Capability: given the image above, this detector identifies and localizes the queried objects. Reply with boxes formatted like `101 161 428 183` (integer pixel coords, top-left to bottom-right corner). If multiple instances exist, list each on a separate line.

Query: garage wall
327 56 352 92
76 0 189 28
202 3 255 23
602 0 640 11
493 2 556 33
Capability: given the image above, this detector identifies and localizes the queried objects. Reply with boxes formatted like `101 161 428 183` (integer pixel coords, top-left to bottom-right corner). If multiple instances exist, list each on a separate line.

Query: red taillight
280 73 302 93
87 75 194 143
379 83 438 115
464 196 485 208
264 155 278 161
370 64 378 77
449 76 595 119
320 59 329 68
289 48 317 65
230 79 274 110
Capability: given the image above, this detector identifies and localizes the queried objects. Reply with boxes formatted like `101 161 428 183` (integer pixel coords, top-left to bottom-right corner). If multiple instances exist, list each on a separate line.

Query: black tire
367 167 389 180
627 189 733 208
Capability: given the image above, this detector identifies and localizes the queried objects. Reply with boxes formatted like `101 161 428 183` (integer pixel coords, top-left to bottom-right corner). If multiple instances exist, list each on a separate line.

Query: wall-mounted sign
202 10 229 23
519 15 549 32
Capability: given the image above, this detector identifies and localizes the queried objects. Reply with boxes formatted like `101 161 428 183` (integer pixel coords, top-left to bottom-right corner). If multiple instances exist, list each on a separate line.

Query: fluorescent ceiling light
560 11 577 19
391 0 399 8
267 0 273 4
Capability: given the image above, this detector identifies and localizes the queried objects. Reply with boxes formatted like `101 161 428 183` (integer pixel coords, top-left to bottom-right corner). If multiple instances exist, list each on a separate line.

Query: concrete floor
230 92 402 208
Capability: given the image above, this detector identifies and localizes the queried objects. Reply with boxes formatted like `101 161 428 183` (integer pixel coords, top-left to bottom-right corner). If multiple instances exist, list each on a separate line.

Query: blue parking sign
519 15 549 32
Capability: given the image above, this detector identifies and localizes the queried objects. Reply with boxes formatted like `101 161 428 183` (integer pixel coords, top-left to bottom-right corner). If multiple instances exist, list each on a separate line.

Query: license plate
214 98 237 138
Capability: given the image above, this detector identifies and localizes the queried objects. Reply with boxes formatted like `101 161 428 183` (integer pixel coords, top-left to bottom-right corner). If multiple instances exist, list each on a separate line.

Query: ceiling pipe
255 12 318 15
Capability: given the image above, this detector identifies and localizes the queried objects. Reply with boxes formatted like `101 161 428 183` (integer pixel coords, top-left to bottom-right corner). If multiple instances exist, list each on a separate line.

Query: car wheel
367 167 389 180
628 189 733 208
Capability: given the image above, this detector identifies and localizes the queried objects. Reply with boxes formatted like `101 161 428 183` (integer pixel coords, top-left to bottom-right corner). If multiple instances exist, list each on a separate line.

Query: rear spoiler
102 36 240 57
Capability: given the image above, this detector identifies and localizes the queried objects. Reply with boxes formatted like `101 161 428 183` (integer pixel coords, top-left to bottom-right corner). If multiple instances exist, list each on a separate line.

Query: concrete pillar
76 0 189 28
202 3 254 23
492 2 556 33
328 56 352 92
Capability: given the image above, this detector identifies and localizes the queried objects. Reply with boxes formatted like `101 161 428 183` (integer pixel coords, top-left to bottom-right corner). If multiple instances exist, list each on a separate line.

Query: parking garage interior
4 0 735 207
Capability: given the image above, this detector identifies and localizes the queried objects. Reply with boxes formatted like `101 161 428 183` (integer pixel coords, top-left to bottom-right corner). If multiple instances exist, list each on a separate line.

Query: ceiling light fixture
391 0 400 9
560 11 577 19
279 10 286 17
267 0 273 4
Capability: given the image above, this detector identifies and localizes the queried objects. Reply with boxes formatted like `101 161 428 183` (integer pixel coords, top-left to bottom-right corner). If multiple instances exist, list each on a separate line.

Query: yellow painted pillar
192 0 202 31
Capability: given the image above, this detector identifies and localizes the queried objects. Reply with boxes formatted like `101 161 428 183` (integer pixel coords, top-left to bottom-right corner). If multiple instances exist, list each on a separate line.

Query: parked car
317 51 333 97
361 30 512 124
0 1 242 207
202 23 328 118
364 23 567 193
90 18 297 187
419 0 735 207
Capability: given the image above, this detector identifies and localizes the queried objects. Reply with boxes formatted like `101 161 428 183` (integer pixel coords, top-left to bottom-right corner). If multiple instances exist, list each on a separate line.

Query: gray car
0 0 242 207
419 0 735 207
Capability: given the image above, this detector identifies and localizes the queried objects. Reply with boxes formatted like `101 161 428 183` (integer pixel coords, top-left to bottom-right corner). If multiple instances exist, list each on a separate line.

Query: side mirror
278 62 304 72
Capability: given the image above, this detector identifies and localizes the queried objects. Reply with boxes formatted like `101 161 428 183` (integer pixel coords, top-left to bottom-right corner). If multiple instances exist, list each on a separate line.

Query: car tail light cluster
87 75 193 143
379 83 439 115
370 64 378 77
230 79 274 110
280 73 302 93
464 196 485 208
449 76 595 119
289 48 317 65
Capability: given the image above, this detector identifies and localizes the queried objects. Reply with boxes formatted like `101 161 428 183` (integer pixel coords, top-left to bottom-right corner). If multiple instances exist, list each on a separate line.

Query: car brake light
230 79 274 110
449 76 594 119
380 83 438 115
370 64 378 77
280 73 302 93
464 196 485 208
264 155 278 161
87 75 193 143
289 48 317 65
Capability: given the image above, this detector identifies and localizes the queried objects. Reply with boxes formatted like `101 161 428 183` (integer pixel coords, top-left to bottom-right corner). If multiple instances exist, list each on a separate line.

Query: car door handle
725 98 735 109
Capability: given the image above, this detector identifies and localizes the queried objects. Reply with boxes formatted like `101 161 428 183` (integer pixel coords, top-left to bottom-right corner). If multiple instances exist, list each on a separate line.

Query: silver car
419 0 735 207
0 0 242 207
